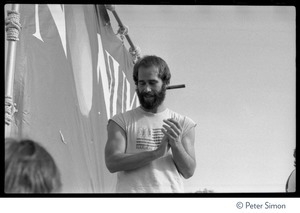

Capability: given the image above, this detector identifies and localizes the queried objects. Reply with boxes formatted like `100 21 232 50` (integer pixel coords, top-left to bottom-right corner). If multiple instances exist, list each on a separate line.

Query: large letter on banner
8 4 137 193
96 5 138 120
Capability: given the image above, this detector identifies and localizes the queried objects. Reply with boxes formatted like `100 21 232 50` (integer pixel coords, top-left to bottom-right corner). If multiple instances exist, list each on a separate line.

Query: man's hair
133 55 171 86
5 138 62 193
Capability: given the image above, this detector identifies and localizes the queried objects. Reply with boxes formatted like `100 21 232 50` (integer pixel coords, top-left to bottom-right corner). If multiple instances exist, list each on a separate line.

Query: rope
116 25 129 40
129 46 141 63
5 96 18 126
105 5 142 63
5 10 22 41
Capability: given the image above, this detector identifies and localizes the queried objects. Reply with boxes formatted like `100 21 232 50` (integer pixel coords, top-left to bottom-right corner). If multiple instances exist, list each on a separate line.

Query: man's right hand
154 135 170 158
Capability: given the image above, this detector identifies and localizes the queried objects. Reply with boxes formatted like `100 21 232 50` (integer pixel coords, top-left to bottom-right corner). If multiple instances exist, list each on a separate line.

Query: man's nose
144 85 151 93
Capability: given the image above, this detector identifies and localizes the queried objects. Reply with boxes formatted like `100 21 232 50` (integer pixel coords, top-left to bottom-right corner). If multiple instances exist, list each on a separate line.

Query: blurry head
294 148 296 167
133 55 171 110
5 138 62 193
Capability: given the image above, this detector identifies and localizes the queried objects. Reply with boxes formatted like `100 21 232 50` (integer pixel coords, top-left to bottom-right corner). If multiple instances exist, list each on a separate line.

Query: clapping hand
155 134 170 158
162 118 182 147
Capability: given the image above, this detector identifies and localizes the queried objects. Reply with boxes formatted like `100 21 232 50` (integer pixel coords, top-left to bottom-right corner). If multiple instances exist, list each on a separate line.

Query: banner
7 4 138 193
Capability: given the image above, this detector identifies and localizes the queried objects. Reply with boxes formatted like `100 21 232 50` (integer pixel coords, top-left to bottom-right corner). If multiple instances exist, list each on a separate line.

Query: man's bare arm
162 119 196 179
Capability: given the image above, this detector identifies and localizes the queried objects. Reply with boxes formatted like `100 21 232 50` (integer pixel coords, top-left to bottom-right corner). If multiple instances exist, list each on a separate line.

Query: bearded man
105 55 196 193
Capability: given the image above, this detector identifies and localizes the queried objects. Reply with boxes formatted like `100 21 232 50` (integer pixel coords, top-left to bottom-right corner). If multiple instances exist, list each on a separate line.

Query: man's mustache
141 92 156 97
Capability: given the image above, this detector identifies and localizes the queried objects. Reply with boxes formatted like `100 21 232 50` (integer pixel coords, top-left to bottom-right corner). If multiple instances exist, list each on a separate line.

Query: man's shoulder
167 108 196 125
108 107 140 129
111 107 139 120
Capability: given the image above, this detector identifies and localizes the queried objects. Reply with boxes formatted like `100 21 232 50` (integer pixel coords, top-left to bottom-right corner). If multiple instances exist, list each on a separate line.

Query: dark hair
133 55 171 86
5 138 62 193
294 148 296 167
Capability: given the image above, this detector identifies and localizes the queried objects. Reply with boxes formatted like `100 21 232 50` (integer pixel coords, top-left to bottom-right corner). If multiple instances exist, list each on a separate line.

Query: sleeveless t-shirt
109 107 196 193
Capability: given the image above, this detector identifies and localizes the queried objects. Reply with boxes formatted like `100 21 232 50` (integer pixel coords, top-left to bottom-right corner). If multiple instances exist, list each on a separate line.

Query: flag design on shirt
136 128 164 150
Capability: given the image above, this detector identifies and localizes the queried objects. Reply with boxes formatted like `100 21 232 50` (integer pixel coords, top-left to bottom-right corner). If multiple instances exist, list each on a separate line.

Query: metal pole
111 10 136 51
5 4 20 97
5 4 20 137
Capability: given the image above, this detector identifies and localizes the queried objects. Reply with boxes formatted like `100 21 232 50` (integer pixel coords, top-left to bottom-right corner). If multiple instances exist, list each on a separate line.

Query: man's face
136 66 166 110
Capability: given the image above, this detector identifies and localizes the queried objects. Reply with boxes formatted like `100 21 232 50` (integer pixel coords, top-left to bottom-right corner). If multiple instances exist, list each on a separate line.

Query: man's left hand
162 118 182 147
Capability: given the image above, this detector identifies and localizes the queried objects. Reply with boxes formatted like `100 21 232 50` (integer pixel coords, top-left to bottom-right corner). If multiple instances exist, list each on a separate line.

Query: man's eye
149 81 157 86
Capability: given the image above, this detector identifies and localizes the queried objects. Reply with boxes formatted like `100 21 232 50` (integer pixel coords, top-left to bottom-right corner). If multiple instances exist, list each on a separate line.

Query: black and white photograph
3 1 297 211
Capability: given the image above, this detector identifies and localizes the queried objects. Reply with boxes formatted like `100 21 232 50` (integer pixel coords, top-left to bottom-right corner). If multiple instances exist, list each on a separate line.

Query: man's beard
136 86 166 110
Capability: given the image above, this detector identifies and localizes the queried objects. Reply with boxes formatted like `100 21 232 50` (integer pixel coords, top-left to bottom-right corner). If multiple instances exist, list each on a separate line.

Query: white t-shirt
109 107 196 193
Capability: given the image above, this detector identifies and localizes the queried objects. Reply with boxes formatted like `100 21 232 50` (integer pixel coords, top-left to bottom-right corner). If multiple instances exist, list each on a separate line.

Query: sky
109 5 296 193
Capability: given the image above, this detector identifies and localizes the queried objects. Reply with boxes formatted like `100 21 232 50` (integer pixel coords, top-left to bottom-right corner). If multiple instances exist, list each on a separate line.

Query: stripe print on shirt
136 127 164 150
